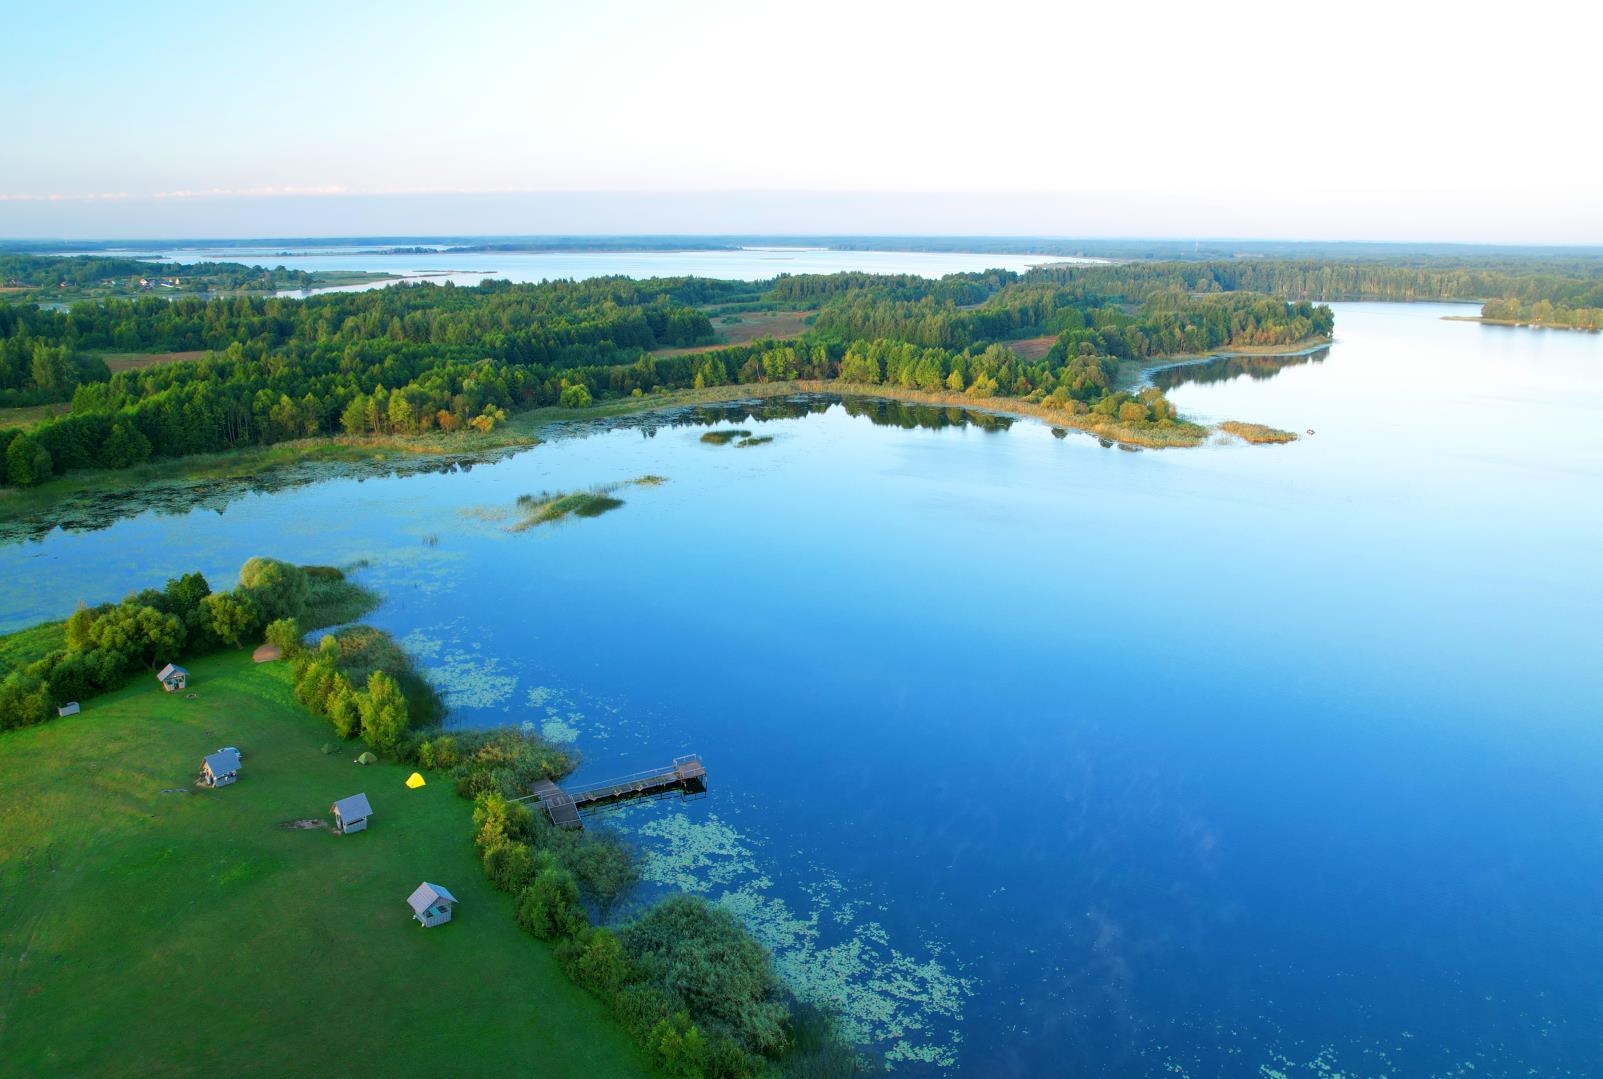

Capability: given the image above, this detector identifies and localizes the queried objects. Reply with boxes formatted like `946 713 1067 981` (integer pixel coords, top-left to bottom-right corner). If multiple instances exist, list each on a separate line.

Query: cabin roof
157 663 188 680
203 748 240 774
332 792 372 820
407 882 457 914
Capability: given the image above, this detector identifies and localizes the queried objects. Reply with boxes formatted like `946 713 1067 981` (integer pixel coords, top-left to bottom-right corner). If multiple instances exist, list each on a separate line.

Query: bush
620 895 789 1057
515 865 586 940
418 734 459 769
264 617 302 653
483 841 537 894
556 926 629 995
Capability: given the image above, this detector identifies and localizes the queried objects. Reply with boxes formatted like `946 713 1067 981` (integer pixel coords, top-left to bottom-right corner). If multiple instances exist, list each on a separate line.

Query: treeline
811 283 1332 355
0 253 330 294
0 334 110 407
0 558 362 729
1480 296 1603 329
1022 258 1603 308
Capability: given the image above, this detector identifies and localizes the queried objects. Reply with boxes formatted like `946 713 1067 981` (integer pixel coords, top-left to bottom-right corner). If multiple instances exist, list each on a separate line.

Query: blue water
5 302 1602 1074
84 243 1077 292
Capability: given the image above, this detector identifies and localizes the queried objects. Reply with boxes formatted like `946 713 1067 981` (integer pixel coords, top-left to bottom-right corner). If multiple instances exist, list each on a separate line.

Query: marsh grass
0 619 65 677
508 475 666 532
736 436 774 447
1217 421 1299 444
300 567 381 629
699 429 751 445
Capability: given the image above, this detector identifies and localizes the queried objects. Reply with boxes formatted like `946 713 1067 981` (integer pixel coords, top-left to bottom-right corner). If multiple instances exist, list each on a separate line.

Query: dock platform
522 754 706 830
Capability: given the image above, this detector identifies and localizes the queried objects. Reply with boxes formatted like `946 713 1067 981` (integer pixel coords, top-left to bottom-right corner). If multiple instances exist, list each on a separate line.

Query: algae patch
618 809 973 1067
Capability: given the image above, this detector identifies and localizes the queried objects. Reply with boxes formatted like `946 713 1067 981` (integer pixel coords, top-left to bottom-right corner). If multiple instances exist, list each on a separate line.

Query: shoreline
1119 335 1333 389
1442 315 1599 332
0 366 1303 532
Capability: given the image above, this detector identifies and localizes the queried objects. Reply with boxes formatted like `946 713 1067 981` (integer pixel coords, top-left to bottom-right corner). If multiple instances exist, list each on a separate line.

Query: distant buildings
331 792 373 834
157 664 188 692
201 748 241 787
407 882 458 927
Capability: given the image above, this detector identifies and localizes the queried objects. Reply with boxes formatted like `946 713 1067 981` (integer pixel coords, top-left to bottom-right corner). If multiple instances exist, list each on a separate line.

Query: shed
58 701 80 717
331 792 373 834
407 882 458 927
156 663 188 691
201 748 241 787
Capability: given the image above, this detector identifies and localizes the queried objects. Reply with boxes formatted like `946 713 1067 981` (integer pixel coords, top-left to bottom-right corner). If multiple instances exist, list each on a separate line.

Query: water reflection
1148 347 1329 391
0 447 520 546
0 395 1015 545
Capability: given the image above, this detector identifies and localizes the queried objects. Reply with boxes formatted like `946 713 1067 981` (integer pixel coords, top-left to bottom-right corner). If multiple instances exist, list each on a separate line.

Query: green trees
202 592 259 648
238 558 309 624
516 865 586 940
357 670 409 750
5 434 52 487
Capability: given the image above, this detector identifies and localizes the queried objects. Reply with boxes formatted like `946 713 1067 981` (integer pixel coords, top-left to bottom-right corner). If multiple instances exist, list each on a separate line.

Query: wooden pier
522 754 706 830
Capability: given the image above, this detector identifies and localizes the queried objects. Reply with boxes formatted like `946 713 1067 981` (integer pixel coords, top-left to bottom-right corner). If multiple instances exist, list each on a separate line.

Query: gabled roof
407 882 458 914
332 792 372 820
203 748 241 774
157 663 188 680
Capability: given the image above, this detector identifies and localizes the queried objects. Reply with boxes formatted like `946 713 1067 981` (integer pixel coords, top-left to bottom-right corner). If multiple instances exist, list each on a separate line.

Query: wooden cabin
200 748 241 787
407 882 458 927
156 664 188 692
331 792 373 834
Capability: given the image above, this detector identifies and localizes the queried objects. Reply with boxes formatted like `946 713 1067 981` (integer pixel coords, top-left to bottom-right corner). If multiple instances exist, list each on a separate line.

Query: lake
4 302 1601 1074
83 244 1079 293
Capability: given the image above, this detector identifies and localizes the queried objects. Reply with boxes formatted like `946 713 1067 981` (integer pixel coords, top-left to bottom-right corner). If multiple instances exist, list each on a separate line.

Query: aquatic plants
1217 421 1299 444
699 428 751 445
507 475 665 531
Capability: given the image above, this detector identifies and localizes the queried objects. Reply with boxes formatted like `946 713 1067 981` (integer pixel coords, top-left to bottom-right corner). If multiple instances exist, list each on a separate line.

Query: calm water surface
6 303 1602 1074
90 244 1074 292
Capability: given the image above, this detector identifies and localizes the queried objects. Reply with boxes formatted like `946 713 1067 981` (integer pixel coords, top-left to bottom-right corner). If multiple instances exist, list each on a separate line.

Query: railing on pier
517 754 706 830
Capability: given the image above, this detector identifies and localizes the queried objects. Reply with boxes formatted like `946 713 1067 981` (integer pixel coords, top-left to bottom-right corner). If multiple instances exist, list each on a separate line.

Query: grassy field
0 402 70 430
0 651 650 1077
651 309 811 357
93 348 211 373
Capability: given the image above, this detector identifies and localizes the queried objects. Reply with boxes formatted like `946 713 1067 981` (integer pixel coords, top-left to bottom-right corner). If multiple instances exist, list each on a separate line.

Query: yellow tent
405 772 426 789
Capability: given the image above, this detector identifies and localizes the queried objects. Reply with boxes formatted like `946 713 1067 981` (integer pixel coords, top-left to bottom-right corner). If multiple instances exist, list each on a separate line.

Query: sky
3 0 1600 242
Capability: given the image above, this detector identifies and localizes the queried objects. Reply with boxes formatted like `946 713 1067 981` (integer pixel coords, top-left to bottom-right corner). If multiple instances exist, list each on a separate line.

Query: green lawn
0 651 650 1077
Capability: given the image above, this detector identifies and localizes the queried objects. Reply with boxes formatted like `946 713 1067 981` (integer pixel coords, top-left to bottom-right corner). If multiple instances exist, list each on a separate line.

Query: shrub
483 841 537 894
555 926 629 995
515 866 586 940
264 617 302 654
620 895 789 1057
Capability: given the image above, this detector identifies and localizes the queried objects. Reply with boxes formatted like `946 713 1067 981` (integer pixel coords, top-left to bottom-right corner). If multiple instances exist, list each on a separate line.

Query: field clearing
97 349 209 372
653 309 811 357
1004 335 1058 360
0 651 648 1078
0 402 70 430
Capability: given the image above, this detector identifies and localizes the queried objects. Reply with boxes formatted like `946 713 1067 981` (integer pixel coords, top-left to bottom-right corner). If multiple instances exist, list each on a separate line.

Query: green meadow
0 650 649 1077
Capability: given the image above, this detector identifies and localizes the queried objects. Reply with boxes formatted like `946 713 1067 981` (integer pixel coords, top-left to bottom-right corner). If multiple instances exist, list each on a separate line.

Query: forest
0 263 1330 486
3 251 1596 490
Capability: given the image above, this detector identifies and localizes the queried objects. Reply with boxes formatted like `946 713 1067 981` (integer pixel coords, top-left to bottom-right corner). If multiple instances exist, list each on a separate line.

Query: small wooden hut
407 882 458 927
200 748 241 787
331 792 373 834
